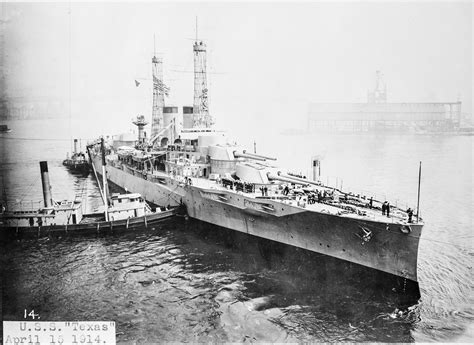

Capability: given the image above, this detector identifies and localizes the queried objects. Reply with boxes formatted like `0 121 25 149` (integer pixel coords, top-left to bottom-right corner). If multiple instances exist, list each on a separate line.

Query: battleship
90 38 425 291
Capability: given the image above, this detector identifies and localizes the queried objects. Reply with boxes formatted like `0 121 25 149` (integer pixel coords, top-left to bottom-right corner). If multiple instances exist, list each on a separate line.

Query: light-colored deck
175 175 416 225
107 159 419 226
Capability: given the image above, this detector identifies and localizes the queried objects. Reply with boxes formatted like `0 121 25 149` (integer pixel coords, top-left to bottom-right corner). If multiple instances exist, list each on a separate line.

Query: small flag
135 80 140 87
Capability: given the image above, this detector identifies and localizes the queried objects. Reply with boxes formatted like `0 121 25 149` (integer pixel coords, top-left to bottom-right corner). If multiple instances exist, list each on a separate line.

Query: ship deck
106 160 419 226
179 175 416 225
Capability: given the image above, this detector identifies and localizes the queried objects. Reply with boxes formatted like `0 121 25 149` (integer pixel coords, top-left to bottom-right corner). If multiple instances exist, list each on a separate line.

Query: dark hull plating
1 208 179 241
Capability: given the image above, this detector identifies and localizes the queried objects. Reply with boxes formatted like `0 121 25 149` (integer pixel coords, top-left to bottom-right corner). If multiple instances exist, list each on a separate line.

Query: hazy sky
2 1 472 138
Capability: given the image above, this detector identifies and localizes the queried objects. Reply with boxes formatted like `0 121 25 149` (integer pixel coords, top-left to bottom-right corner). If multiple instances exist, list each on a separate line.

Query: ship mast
192 19 213 128
151 36 165 138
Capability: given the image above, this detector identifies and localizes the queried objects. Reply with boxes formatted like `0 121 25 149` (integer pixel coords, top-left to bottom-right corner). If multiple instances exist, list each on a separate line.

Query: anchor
355 225 373 244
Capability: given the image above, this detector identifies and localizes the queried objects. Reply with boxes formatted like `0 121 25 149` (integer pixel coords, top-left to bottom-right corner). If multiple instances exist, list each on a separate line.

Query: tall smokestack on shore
40 161 53 208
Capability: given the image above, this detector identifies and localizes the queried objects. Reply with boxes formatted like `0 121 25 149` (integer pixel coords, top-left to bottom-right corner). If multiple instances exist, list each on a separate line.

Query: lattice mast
193 20 213 128
151 51 165 137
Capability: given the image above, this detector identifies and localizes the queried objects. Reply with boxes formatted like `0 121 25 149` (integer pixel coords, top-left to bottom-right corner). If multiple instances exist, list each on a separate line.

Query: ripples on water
1 121 473 342
1 226 425 343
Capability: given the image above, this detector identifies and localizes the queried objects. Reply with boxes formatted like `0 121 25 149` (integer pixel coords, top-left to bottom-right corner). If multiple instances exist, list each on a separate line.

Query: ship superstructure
192 40 213 128
151 53 165 138
90 37 425 286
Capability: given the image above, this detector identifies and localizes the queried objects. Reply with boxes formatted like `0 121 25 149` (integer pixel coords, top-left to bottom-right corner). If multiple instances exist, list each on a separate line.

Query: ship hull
1 208 179 242
63 160 90 174
93 156 421 282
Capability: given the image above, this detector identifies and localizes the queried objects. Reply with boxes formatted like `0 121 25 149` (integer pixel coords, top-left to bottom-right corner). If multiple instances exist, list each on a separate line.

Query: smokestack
39 161 53 208
73 139 78 154
101 138 106 165
312 157 321 182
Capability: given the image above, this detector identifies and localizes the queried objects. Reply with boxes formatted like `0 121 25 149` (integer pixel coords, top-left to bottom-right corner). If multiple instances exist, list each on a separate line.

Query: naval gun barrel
234 151 266 161
278 172 321 186
243 150 277 161
267 171 321 186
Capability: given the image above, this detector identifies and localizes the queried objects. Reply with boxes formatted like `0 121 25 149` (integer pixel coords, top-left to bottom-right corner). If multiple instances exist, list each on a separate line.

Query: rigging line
77 177 87 205
82 179 89 212
0 137 96 142
169 69 226 75
454 234 474 239
15 175 41 205
417 236 473 250
68 0 72 155
150 183 181 205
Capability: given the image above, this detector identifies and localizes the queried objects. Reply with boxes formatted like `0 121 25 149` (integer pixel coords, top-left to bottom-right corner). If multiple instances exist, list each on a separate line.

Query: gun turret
242 150 277 161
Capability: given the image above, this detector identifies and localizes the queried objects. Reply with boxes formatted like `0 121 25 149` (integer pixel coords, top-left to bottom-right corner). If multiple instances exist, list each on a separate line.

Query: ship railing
270 185 416 222
255 195 289 201
166 144 197 153
318 177 416 212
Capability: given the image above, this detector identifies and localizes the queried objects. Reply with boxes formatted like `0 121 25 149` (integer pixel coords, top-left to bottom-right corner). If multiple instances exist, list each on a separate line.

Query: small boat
63 139 90 174
0 161 181 241
0 124 12 133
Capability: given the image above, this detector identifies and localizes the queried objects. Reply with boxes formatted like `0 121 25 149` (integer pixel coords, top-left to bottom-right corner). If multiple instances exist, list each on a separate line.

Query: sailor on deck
407 208 413 223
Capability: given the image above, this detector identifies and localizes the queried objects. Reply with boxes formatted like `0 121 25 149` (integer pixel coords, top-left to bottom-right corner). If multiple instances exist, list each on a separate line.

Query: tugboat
89 38 424 294
0 124 12 133
62 139 90 174
0 160 180 241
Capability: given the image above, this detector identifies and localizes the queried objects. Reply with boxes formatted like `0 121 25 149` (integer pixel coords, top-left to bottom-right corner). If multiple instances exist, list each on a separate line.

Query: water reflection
2 218 423 342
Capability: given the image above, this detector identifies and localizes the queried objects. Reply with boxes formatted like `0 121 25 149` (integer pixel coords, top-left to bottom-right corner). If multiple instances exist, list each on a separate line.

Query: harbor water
1 119 473 342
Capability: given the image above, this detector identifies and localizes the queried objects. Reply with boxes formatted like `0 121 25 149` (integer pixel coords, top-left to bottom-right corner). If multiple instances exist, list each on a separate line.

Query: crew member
382 201 387 215
386 202 390 217
407 208 413 223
